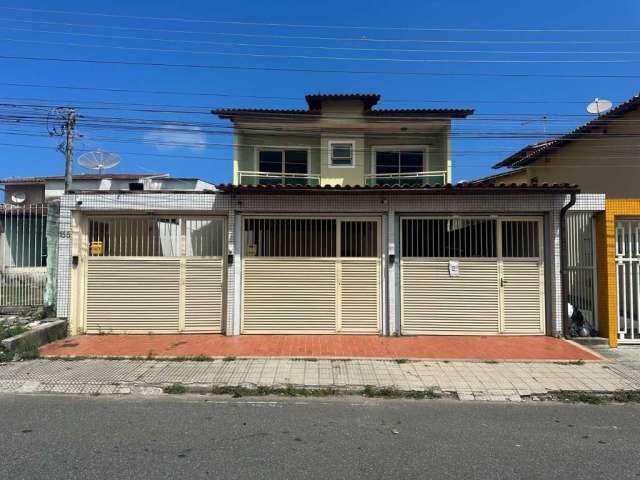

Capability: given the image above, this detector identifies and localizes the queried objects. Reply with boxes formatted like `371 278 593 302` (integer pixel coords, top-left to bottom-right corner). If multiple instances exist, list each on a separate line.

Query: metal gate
0 204 47 307
616 219 640 343
241 217 381 334
83 215 226 334
400 216 545 335
566 212 598 329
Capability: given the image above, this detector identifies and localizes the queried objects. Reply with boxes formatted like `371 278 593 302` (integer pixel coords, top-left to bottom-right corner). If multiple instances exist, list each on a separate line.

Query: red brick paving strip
39 335 602 361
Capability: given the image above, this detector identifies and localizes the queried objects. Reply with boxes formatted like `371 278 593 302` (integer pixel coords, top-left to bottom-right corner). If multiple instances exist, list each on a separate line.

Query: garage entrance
82 215 226 334
241 217 381 334
400 216 545 335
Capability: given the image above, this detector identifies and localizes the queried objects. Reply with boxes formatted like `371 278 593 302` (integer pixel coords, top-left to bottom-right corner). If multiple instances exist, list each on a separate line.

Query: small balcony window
328 141 354 167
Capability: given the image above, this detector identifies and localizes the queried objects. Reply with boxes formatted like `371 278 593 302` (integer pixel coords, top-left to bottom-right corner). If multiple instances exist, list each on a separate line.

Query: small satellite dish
10 191 26 204
586 98 613 115
77 150 121 174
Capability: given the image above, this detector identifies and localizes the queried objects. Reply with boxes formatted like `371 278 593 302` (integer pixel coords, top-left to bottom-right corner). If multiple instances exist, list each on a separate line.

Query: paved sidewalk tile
1 358 638 401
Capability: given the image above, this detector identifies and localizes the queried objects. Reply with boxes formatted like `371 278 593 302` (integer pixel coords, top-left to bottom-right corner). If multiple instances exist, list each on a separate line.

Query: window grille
402 218 497 258
501 220 540 258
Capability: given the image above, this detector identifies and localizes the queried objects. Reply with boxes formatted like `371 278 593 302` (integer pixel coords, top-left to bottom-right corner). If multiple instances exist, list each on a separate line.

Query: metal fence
0 204 48 306
566 212 597 329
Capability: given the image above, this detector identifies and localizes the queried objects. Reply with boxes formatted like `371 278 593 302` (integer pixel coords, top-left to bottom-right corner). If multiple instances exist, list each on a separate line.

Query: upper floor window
374 149 425 176
258 149 308 175
328 141 355 167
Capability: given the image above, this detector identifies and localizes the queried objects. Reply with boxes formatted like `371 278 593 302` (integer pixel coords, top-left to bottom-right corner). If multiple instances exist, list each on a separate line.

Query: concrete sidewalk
0 358 637 402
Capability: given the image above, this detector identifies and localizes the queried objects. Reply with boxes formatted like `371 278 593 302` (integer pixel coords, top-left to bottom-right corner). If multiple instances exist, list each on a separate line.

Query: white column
387 209 398 335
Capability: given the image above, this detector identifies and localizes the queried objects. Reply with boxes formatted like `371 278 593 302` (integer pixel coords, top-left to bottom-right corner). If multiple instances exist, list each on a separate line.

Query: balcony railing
364 171 447 187
238 171 321 186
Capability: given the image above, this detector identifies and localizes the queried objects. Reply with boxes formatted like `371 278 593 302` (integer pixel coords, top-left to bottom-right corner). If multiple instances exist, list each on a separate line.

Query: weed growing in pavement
395 359 409 364
222 356 237 362
612 391 640 403
146 350 156 360
363 385 441 399
14 340 40 360
483 360 500 364
554 360 585 366
163 383 187 394
554 392 608 405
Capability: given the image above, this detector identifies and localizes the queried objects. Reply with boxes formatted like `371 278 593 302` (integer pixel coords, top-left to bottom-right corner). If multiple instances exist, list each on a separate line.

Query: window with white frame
328 141 355 167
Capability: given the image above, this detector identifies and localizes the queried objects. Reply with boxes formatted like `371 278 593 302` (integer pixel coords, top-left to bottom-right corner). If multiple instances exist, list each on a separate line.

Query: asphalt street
1 394 639 479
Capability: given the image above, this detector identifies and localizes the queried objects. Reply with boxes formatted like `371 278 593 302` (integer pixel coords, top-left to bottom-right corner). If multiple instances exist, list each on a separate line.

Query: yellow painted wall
596 199 640 347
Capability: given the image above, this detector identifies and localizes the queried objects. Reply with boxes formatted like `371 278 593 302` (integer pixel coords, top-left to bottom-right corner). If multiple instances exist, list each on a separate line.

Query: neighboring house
56 93 576 340
0 173 215 309
479 92 640 347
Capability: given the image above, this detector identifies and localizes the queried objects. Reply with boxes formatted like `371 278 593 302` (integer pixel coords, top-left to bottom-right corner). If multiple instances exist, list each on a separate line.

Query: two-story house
57 93 576 341
214 94 461 188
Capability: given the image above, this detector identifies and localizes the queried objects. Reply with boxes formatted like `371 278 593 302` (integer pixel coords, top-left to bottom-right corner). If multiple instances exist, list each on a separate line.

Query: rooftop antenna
586 98 612 116
77 150 121 174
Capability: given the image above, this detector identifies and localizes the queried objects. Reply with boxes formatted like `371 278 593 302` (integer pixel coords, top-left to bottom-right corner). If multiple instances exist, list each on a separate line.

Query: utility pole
63 108 76 193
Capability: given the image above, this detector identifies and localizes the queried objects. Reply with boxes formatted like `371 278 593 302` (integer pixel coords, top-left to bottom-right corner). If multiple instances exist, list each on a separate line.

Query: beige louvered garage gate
241 217 381 334
401 216 544 335
83 216 226 334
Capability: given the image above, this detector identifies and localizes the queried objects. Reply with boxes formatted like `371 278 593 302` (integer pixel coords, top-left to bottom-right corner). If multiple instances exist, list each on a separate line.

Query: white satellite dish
586 98 613 115
10 191 26 204
77 150 121 174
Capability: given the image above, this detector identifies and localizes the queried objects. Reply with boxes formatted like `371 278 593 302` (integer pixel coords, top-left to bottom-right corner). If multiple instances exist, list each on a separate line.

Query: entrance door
616 219 640 343
500 219 545 334
241 217 381 334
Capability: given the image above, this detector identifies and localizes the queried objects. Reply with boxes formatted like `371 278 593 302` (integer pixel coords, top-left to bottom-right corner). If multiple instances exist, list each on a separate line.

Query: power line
2 6 640 33
1 54 640 78
0 81 627 105
6 37 640 64
4 17 640 45
4 25 640 55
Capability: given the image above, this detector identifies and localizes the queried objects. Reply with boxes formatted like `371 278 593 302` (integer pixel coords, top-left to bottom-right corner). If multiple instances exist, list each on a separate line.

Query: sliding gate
241 217 381 334
616 219 640 343
83 215 226 334
400 216 545 335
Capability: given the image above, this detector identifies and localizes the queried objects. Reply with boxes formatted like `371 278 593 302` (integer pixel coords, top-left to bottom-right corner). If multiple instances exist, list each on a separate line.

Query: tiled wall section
596 199 640 347
57 191 569 336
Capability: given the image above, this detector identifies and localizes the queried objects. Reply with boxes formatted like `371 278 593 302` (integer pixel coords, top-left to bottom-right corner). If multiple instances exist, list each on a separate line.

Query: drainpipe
560 192 577 338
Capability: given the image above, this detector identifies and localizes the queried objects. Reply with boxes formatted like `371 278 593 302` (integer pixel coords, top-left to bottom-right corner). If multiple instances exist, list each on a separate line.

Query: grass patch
209 384 340 398
612 391 640 403
363 385 441 400
554 391 608 405
0 324 28 341
163 383 187 394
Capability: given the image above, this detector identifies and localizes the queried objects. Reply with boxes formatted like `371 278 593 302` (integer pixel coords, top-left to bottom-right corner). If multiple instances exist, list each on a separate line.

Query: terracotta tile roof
468 167 528 185
212 93 474 119
493 92 640 169
217 182 578 194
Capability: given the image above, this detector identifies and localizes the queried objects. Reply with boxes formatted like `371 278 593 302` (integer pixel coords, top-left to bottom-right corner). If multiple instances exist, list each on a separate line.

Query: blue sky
0 0 639 183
